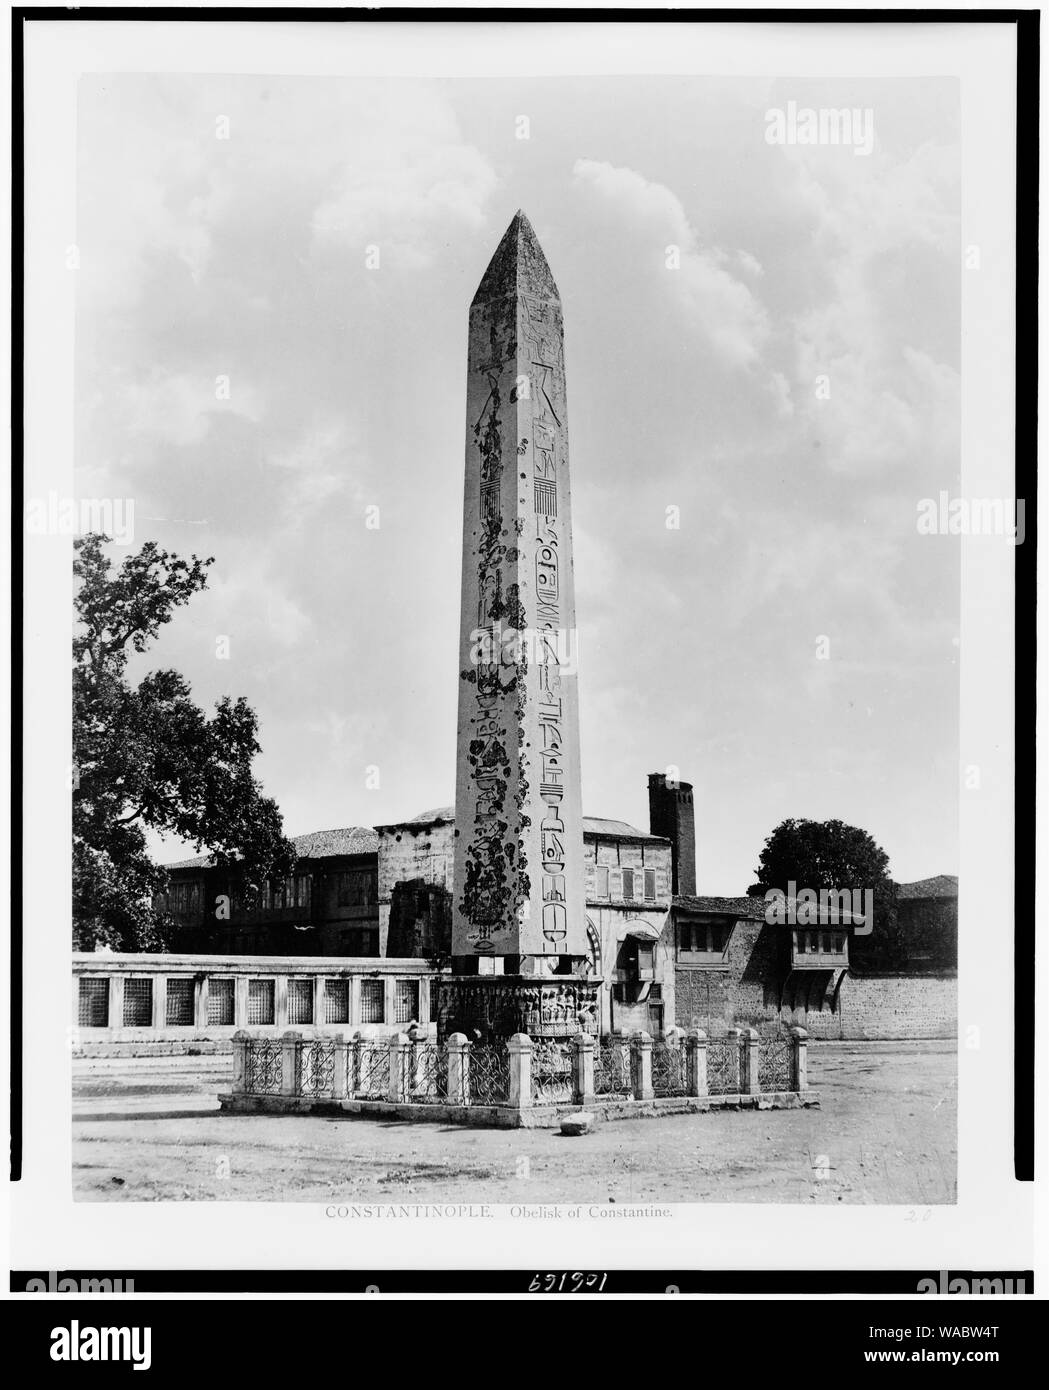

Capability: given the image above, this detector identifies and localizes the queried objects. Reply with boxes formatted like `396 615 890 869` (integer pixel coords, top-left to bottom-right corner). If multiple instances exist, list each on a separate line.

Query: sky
75 73 960 893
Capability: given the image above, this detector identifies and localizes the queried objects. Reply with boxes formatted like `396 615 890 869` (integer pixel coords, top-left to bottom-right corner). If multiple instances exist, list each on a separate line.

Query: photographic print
12 10 1035 1317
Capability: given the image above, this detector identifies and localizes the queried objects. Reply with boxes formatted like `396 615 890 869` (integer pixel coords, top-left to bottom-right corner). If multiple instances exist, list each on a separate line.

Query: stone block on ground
561 1112 596 1136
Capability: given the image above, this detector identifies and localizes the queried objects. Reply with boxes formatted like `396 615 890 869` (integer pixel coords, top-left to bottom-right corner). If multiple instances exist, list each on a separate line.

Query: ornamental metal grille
706 1037 742 1095
594 1041 632 1097
758 1033 793 1092
300 1038 337 1097
324 978 349 1025
531 1041 574 1104
123 978 152 1027
354 1041 390 1098
207 977 235 1026
406 1044 450 1104
652 1041 690 1097
395 980 418 1025
468 1045 511 1106
78 978 109 1027
287 978 313 1026
247 979 275 1025
166 978 194 1026
246 1038 282 1094
360 979 385 1024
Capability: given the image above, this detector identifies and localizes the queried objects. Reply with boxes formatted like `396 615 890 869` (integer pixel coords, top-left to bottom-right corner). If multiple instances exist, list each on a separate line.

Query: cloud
572 158 770 368
310 88 498 268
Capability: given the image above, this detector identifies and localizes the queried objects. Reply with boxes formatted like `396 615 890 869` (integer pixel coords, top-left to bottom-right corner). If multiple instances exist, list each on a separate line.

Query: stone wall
675 958 956 1041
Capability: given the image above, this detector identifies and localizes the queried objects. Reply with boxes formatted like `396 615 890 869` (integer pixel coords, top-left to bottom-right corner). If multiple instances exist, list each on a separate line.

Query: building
158 789 673 1038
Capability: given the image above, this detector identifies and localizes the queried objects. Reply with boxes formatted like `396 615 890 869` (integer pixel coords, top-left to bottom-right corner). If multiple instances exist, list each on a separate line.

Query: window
678 921 731 961
395 980 419 1025
166 978 194 1026
248 979 275 1025
324 979 349 1025
360 980 385 1024
621 868 635 901
287 978 313 1025
337 871 373 908
207 978 235 1026
594 866 609 899
123 978 152 1027
78 978 109 1027
644 868 656 902
165 880 203 917
295 875 312 909
636 944 655 980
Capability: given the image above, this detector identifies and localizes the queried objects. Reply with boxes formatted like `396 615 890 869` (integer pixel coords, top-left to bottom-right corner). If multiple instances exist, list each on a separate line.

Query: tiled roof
896 875 958 900
378 807 667 842
583 815 668 842
164 826 379 871
673 895 767 920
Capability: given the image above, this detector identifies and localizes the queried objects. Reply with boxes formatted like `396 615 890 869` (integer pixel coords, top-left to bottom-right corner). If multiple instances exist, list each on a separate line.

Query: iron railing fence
468 1044 511 1106
705 1036 743 1095
233 1029 808 1107
531 1041 574 1103
300 1038 337 1097
354 1040 391 1099
757 1032 794 1092
594 1040 632 1097
651 1041 690 1097
245 1038 283 1094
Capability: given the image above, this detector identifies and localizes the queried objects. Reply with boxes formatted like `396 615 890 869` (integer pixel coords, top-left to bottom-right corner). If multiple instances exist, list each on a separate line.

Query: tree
748 817 901 967
73 533 295 951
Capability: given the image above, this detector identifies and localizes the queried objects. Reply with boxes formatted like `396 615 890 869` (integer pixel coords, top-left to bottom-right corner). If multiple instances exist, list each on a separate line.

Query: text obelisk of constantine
451 211 586 970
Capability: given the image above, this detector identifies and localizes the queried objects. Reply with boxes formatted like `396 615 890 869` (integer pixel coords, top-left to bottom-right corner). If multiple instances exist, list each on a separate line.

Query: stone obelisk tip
471 210 560 306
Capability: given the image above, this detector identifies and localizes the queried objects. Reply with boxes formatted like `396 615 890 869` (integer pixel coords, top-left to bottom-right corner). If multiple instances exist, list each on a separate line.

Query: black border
6 1267 1038 1295
10 4 1038 1287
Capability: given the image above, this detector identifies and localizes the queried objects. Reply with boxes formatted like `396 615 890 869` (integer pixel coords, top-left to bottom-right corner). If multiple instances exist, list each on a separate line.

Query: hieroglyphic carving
524 292 571 951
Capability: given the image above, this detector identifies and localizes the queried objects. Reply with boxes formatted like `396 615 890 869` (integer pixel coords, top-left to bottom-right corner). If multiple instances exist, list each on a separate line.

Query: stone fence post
573 1031 595 1105
332 1035 350 1100
631 1031 654 1101
727 1026 744 1094
281 1031 301 1098
744 1027 761 1095
344 1030 361 1097
232 1030 249 1094
388 1033 410 1102
508 1033 532 1110
791 1026 809 1092
687 1029 707 1097
446 1033 470 1106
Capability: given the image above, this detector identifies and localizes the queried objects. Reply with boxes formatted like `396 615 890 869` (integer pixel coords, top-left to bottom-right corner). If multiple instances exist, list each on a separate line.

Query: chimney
648 772 696 898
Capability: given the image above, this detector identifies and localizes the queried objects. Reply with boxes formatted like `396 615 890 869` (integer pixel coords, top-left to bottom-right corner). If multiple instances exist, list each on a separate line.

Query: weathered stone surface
452 212 585 967
560 1113 596 1136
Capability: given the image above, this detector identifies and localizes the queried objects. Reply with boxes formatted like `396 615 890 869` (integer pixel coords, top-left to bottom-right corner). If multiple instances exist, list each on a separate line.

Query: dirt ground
72 1041 956 1205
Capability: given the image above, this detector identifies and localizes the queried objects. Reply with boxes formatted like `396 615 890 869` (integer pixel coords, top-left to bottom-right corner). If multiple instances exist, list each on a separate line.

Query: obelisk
451 211 587 991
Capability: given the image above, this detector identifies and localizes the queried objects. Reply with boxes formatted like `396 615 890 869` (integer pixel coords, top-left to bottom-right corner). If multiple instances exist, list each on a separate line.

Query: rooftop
673 895 767 920
896 875 958 900
164 825 379 871
376 806 667 842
